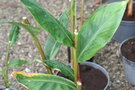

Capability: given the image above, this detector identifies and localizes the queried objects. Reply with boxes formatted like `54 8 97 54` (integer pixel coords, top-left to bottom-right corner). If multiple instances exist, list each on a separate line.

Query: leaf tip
11 72 17 78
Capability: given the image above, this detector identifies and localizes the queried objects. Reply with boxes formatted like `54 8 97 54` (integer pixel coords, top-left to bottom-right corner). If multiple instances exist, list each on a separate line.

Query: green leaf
77 1 127 62
59 9 69 29
12 72 77 90
44 36 61 60
9 24 20 46
20 0 73 47
43 60 74 80
0 21 6 25
0 21 41 36
9 59 27 67
9 22 41 36
44 9 69 60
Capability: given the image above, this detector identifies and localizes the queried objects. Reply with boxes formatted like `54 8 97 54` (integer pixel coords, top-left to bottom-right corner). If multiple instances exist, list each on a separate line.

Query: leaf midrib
23 79 76 89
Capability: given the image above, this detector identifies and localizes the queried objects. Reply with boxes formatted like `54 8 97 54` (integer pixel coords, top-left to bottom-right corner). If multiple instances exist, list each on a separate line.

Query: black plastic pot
113 20 135 43
120 37 135 86
0 86 17 90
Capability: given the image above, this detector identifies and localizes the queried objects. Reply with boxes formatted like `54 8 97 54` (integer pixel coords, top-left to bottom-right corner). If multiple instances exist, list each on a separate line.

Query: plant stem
3 42 11 88
70 0 76 34
70 0 77 69
77 63 82 90
127 0 133 17
73 31 78 84
80 0 84 26
32 37 53 74
23 17 53 74
70 0 82 89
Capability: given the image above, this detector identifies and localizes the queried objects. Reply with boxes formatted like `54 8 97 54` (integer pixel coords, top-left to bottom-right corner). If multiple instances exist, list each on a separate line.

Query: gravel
0 0 134 90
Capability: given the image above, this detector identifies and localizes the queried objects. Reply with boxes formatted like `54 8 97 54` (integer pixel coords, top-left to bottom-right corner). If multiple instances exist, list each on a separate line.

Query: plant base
57 62 109 90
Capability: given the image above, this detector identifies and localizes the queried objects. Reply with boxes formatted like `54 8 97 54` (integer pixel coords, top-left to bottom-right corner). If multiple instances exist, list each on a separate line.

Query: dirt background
0 0 134 90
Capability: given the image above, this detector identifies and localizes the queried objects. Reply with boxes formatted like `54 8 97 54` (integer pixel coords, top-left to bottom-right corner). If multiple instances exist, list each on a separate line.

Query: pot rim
121 20 135 25
120 36 135 63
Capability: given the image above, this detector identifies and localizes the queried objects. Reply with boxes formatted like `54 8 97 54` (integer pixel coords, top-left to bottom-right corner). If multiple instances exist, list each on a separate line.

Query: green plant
1 0 128 90
0 24 27 88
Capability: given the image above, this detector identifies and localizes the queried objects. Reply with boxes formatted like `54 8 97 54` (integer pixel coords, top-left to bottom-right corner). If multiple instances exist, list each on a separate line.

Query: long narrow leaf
20 0 73 47
9 24 20 46
9 22 41 36
12 72 77 90
43 60 74 80
0 21 41 36
9 59 27 67
77 1 127 62
44 9 69 60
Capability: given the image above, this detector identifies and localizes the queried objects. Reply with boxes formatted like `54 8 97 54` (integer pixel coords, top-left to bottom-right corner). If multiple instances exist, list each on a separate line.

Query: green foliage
44 9 69 60
9 24 20 46
43 60 74 80
9 22 41 36
77 1 127 62
21 0 73 47
44 36 61 60
0 21 6 25
0 21 41 36
8 59 27 67
12 72 77 90
59 9 69 29
10 0 128 89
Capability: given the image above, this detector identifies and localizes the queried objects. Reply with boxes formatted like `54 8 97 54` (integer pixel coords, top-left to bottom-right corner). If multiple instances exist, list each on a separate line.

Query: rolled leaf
59 9 69 29
9 24 20 46
21 0 73 47
12 72 77 90
77 1 127 62
44 36 61 60
44 9 69 60
8 59 27 67
43 60 74 80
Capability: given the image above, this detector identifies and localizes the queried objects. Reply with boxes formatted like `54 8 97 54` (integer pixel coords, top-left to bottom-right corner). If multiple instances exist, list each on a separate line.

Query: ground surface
0 0 134 90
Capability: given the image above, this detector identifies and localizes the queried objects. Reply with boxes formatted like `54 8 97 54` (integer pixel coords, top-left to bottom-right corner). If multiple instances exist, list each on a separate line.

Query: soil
80 65 107 90
58 64 108 90
123 4 135 21
121 38 135 62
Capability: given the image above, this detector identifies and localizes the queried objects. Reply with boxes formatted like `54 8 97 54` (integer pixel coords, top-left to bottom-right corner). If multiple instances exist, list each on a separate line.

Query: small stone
116 80 120 83
17 42 21 45
25 68 31 73
90 5 94 8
